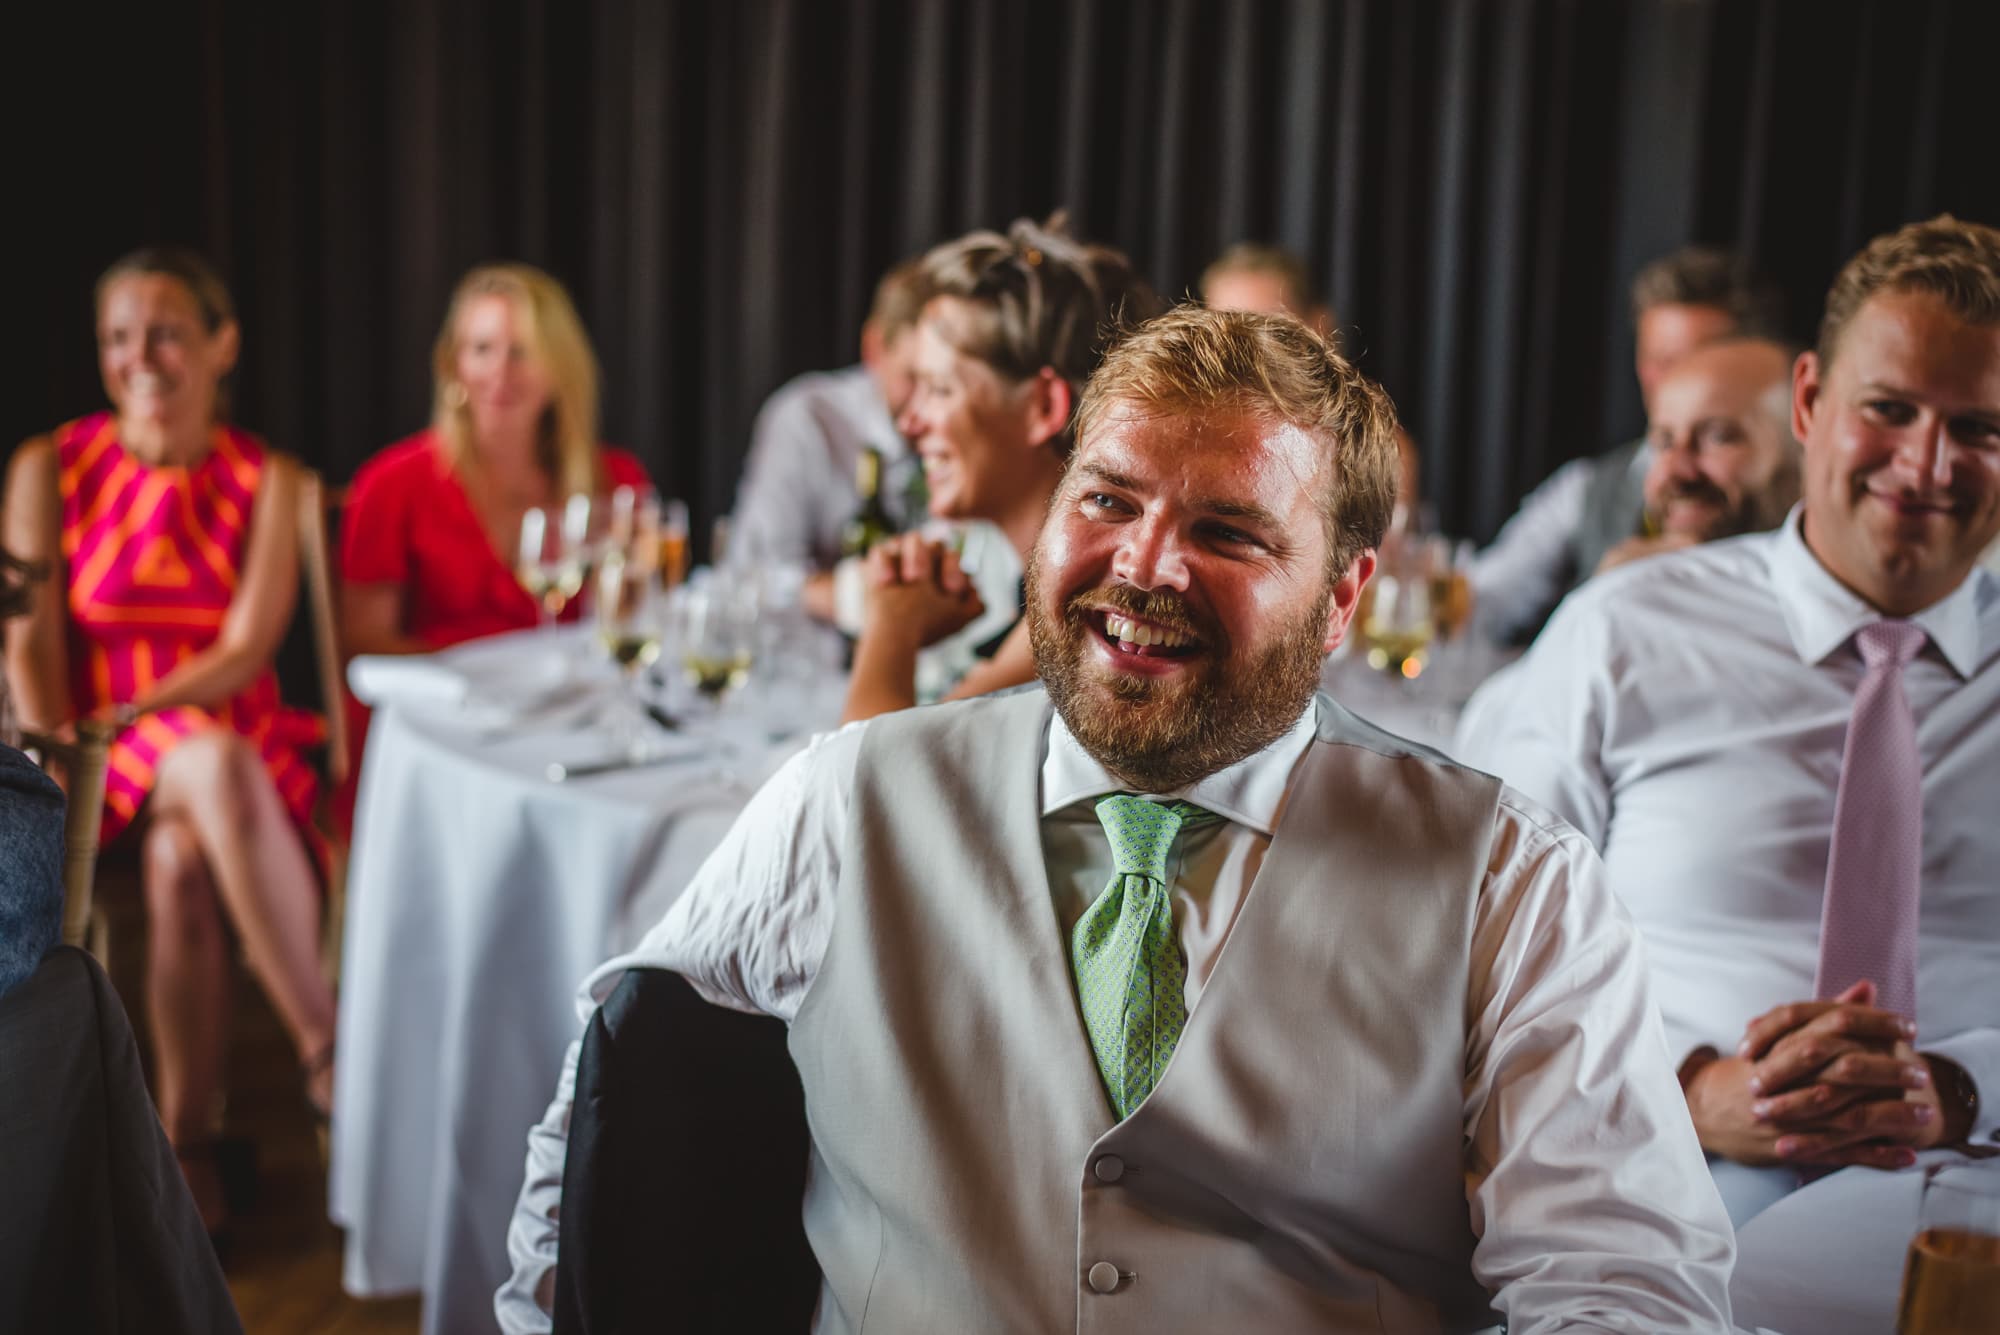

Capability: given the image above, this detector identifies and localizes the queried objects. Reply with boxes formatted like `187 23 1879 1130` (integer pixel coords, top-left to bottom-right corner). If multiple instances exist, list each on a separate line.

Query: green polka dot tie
1071 795 1218 1120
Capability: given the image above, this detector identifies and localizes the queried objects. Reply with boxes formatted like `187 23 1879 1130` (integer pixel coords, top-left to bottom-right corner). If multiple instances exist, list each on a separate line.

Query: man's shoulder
757 364 870 418
1555 529 1778 635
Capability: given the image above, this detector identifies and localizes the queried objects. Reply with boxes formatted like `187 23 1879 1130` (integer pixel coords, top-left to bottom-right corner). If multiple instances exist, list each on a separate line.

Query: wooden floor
101 885 423 1335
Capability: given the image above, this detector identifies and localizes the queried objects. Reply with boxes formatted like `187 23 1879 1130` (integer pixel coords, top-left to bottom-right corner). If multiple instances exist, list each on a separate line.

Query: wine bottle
840 447 897 559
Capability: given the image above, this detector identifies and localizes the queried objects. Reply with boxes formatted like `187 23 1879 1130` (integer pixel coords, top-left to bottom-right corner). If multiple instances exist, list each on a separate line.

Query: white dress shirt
1456 509 2000 1335
498 700 1735 1333
1468 439 1651 643
1455 507 2000 1143
730 363 913 571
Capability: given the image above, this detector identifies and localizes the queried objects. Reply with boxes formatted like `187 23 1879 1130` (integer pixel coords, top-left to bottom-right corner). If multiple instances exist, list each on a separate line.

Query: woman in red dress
340 263 650 655
2 247 337 1231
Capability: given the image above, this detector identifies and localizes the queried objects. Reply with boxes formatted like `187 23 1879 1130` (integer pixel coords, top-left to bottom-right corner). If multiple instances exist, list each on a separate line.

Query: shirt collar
1040 698 1320 835
1766 503 1989 677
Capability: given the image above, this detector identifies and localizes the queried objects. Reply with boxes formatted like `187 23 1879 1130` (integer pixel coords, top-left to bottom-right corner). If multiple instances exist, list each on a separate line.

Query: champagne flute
596 548 666 757
1898 1161 2000 1333
517 505 587 628
657 497 691 591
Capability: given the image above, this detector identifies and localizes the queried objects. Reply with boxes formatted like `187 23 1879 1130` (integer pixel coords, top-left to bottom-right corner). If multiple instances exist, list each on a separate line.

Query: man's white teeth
1103 614 1192 649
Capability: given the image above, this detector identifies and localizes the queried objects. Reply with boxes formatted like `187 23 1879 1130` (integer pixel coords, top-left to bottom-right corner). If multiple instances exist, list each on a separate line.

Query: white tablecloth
327 627 844 1334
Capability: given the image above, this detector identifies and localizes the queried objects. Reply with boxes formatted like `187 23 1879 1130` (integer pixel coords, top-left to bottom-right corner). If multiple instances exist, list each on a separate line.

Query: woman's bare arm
135 451 303 714
340 579 430 657
2 437 76 731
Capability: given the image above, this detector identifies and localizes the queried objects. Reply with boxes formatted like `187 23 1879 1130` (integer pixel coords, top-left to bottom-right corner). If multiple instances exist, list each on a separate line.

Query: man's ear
1322 548 1376 655
1791 349 1821 444
859 319 885 370
1022 368 1074 450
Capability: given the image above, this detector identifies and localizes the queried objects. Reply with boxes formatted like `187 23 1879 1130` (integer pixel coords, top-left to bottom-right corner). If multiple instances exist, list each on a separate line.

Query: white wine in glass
1361 572 1436 679
517 505 586 624
678 579 758 706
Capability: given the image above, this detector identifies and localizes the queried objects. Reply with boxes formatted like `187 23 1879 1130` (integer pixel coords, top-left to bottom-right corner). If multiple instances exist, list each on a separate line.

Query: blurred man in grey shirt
1469 246 1784 642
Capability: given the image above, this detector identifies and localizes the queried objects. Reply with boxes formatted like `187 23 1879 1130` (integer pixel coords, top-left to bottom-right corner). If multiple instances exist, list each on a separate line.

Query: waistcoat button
1087 1261 1121 1294
1093 1154 1125 1183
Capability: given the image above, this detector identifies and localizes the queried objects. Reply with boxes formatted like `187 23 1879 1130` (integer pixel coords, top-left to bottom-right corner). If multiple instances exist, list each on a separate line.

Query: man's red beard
1026 557 1331 792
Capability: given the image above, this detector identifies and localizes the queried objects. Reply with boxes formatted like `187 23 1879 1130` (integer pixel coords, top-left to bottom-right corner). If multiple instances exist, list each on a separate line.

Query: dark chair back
553 967 819 1335
0 947 241 1334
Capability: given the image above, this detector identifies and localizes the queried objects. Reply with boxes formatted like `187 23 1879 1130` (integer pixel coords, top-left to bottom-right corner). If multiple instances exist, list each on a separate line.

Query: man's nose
1895 418 1952 489
1111 516 1190 592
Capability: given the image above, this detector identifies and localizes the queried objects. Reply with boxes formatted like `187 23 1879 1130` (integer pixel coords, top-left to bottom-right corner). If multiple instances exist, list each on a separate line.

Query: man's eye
1867 399 1916 425
1953 417 2000 447
1083 492 1126 514
1203 522 1256 546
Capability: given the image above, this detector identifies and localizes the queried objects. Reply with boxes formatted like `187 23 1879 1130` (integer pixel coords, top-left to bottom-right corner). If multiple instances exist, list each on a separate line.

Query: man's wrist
1677 1044 1721 1095
1921 1052 1981 1147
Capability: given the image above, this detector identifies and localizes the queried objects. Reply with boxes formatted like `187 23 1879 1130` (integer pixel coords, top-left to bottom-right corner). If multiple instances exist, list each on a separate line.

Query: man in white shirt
1469 247 1785 642
499 306 1735 1333
730 258 927 578
1455 215 2000 1334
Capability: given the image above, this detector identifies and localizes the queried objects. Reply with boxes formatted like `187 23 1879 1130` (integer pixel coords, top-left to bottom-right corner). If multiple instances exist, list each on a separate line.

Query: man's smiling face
1028 399 1369 791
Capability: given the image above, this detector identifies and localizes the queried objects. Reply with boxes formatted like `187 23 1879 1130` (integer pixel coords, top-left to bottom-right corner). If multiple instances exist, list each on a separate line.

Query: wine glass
1898 1161 2000 1332
595 547 667 757
657 497 691 591
677 576 760 711
1360 558 1436 681
517 503 588 628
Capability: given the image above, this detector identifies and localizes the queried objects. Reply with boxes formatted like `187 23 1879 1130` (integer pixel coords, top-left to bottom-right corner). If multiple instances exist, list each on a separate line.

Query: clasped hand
860 533 985 648
1687 980 1944 1170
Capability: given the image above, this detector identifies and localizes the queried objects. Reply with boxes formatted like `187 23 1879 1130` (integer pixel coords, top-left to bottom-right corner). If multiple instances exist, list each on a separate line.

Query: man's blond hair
1074 305 1400 578
866 256 930 343
1817 214 2000 368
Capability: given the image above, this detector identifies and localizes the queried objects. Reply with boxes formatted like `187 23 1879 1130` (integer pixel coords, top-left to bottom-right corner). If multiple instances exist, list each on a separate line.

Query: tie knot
1095 794 1213 881
1856 620 1926 672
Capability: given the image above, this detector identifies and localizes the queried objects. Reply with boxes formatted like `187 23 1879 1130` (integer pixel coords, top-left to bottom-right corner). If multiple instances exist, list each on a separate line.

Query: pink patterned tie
1813 620 1927 1022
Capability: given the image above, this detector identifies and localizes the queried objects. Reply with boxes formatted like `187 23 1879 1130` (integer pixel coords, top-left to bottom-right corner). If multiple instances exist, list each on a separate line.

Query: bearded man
498 307 1736 1333
1595 336 1802 573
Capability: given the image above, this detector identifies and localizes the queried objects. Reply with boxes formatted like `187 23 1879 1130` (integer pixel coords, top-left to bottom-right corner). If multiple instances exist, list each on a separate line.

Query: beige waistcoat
788 689 1504 1333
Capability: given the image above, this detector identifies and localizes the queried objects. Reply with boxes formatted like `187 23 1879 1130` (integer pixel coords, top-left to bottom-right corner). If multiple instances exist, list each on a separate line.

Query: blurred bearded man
1596 336 1802 571
500 306 1735 1334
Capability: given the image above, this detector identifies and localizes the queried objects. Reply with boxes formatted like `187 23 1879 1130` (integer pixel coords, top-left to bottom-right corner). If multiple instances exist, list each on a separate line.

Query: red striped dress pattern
58 412 322 844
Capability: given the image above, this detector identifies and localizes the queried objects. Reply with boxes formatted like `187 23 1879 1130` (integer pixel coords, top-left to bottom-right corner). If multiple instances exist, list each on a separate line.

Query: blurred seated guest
340 263 650 656
1469 246 1784 641
732 257 929 596
1596 335 1803 572
499 306 1735 1333
1200 241 1336 339
0 550 66 1004
1454 216 2000 1335
1 247 336 1232
840 216 1161 723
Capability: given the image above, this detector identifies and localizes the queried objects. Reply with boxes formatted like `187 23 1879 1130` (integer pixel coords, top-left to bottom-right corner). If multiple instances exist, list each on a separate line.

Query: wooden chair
18 719 115 955
296 468 352 982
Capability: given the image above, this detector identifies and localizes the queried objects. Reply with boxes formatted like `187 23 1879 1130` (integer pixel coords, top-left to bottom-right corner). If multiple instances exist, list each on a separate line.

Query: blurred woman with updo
841 215 1161 722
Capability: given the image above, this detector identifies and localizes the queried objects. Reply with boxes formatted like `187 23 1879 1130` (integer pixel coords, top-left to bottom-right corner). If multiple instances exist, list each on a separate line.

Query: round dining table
327 623 846 1334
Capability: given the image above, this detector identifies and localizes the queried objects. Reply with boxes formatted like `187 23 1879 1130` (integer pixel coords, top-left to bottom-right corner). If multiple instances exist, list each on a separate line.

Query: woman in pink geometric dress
1 247 335 1233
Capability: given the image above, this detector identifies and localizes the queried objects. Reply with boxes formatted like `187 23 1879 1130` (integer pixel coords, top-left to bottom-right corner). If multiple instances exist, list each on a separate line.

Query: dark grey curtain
11 0 1998 543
